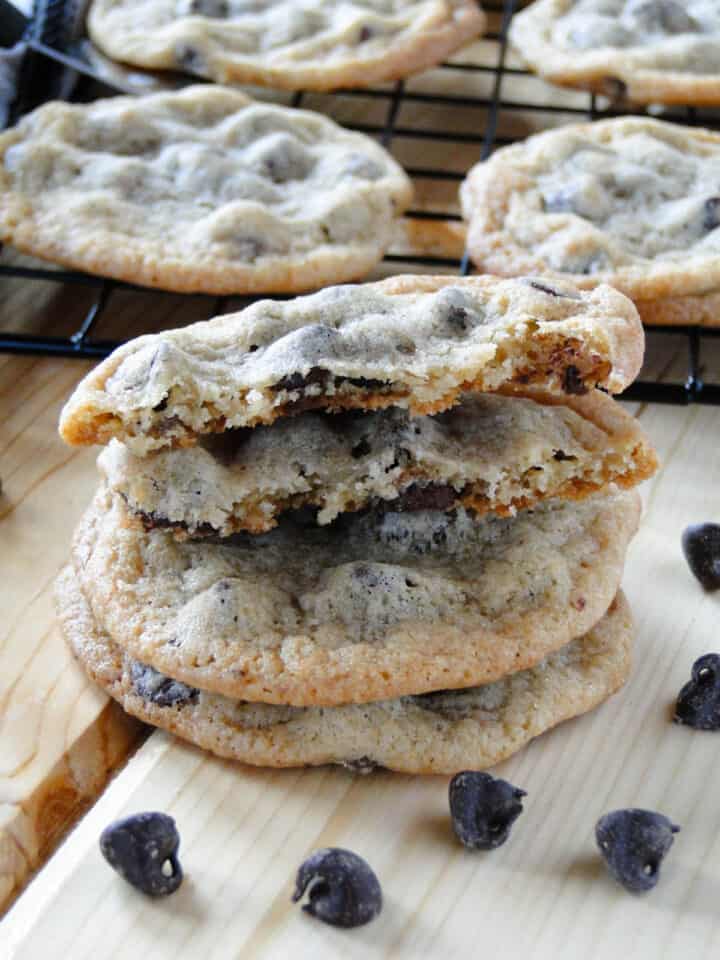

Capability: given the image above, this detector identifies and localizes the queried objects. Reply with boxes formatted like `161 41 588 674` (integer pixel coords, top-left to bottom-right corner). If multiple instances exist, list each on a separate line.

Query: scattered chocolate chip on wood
674 653 720 730
292 848 382 928
682 523 720 591
100 812 183 896
595 809 679 893
449 771 526 850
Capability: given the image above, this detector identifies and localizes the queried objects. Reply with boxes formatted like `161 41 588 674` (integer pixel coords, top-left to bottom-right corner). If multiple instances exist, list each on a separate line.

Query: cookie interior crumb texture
461 117 720 310
99 388 656 536
511 0 720 105
87 0 487 91
0 85 413 293
58 275 644 454
70 484 640 705
57 566 633 775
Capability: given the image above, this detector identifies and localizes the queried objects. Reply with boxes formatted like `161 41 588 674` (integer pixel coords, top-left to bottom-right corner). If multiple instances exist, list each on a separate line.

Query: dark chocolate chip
703 198 720 233
395 483 458 512
674 653 720 729
272 366 330 393
449 771 526 850
187 0 228 15
681 523 720 591
527 279 582 300
130 661 199 707
341 376 392 391
292 848 382 928
447 305 469 332
254 133 313 184
562 365 588 395
175 44 207 76
596 809 679 893
100 812 183 896
553 449 576 462
351 438 372 459
358 25 373 42
341 757 379 775
152 395 169 413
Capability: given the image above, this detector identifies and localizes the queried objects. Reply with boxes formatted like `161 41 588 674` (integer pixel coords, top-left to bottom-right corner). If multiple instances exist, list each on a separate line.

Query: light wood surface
0 355 144 915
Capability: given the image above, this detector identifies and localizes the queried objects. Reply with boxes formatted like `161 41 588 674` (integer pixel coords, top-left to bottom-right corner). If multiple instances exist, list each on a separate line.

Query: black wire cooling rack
2 0 720 405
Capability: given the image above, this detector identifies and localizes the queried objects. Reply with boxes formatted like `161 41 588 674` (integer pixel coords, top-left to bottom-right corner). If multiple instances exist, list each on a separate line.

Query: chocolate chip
447 305 469 332
674 654 720 729
341 376 392 391
341 757 379 775
596 809 679 893
358 25 373 42
562 365 588 395
351 438 371 459
152 395 169 412
395 483 458 512
130 661 199 707
272 366 330 393
186 0 227 15
527 279 582 300
681 523 720 591
553 449 576 462
449 771 526 850
253 133 313 184
137 510 216 537
292 848 382 928
100 812 183 896
175 44 207 76
703 198 720 233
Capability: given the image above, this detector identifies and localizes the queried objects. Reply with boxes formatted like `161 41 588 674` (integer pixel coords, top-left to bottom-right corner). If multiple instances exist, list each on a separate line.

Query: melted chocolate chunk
553 449 576 462
395 483 458 512
351 437 372 459
139 511 217 537
562 365 588 396
272 366 330 393
130 662 198 707
599 76 628 101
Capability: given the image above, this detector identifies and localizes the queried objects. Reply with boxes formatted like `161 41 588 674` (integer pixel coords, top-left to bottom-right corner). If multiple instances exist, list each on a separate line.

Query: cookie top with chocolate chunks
99 388 656 537
510 0 720 105
87 0 486 91
0 86 412 294
71 484 639 705
461 117 720 304
59 275 643 454
58 568 632 775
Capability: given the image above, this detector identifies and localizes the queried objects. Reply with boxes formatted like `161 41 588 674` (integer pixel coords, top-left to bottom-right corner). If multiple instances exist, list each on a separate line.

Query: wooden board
0 355 145 914
2 400 720 959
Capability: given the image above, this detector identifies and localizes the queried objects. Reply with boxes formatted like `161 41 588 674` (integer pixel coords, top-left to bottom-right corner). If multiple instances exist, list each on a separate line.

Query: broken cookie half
59 274 644 455
100 387 656 537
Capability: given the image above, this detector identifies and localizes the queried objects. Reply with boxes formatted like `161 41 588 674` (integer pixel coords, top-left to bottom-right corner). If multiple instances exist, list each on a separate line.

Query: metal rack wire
1 0 719 404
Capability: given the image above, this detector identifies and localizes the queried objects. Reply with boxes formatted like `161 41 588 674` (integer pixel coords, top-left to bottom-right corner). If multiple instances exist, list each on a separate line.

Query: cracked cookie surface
461 118 720 324
511 0 720 104
57 567 632 774
100 388 655 536
59 275 643 454
0 86 412 293
87 0 486 91
71 484 639 705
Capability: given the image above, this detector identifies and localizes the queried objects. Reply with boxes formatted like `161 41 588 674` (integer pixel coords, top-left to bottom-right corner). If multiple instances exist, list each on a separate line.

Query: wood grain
0 356 145 916
1 399 719 959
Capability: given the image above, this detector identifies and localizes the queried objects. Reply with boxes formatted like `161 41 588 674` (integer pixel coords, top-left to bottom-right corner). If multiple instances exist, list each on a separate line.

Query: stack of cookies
56 274 656 775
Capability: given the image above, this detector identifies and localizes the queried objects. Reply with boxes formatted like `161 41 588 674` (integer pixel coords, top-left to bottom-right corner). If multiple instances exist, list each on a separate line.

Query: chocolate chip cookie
87 0 486 91
59 275 643 454
57 567 632 774
461 117 720 326
71 484 639 705
99 388 656 537
0 86 412 294
511 0 720 105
